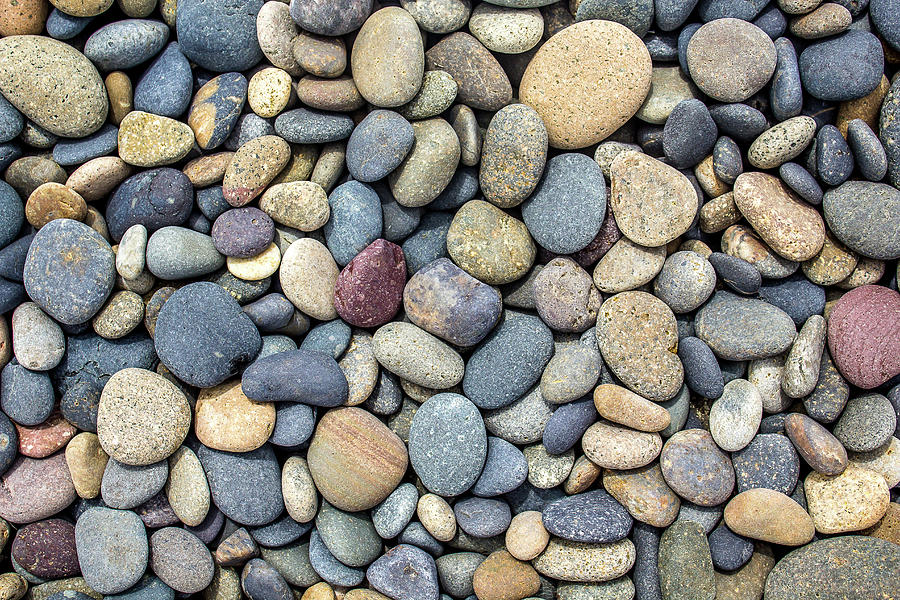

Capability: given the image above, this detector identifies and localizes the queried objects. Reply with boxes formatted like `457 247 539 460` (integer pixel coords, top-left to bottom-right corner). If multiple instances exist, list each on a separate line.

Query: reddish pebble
827 285 900 389
16 413 76 458
0 453 76 524
11 518 79 579
333 239 406 328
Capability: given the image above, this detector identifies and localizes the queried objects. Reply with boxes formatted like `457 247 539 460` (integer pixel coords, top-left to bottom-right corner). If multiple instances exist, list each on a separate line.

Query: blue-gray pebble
240 558 293 600
274 108 355 144
323 180 382 266
771 37 802 122
0 181 24 249
678 337 724 400
367 545 440 600
401 211 452 275
453 497 511 538
176 0 264 72
471 436 528 498
299 319 352 359
0 361 54 426
816 124 854 187
84 19 170 71
45 9 93 39
106 168 193 241
242 349 348 407
663 99 717 169
708 103 767 142
542 490 633 543
846 119 888 182
197 444 283 527
542 397 596 455
0 95 24 144
731 433 799 494
707 523 753 571
779 162 822 205
346 110 415 183
799 30 884 101
134 42 193 118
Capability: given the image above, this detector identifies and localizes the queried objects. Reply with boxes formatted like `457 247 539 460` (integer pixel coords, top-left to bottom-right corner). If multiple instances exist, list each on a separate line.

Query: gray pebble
75 507 148 595
101 459 168 509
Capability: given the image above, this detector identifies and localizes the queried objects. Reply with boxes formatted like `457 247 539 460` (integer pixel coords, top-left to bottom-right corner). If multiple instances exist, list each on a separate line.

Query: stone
195 380 275 453
372 322 464 390
479 104 547 209
307 407 408 512
799 30 884 101
290 0 372 36
660 429 735 506
653 251 716 314
533 258 601 333
351 8 424 108
533 538 635 583
12 303 64 371
805 466 889 533
345 110 414 183
241 558 293 600
222 135 291 207
0 36 107 138
118 111 194 168
323 181 383 266
695 292 797 361
280 238 339 321
65 433 107 499
594 238 665 295
334 239 405 328
176 0 264 72
519 20 651 148
471 550 540 600
150 528 214 594
197 444 283 527
603 464 680 528
11 518 78 579
581 421 663 470
823 181 900 260
723 488 814 545
833 393 896 453
187 73 248 151
543 490 632 543
242 349 348 407
388 118 460 208
367 545 439 600
469 4 542 53
166 446 210 527
83 19 169 71
76 508 148 594
658 521 715 600
425 32 512 112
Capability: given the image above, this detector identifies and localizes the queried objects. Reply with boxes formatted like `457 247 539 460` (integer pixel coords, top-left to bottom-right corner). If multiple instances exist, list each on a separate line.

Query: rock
519 20 651 148
425 32 511 112
653 251 716 314
194 380 275 453
76 508 148 594
596 291 683 402
166 446 209 527
658 521 715 600
197 444 282 527
83 19 169 71
505 511 549 561
823 181 900 260
153 282 261 388
307 407 408 512
469 4 542 53
827 285 900 389
805 465 889 533
543 490 633 543
372 322 464 389
222 135 290 207
833 393 896 453
0 36 107 138
118 111 194 168
593 385 670 433
663 100 717 169
747 116 816 170
764 536 900 600
242 349 348 407
345 110 414 182
334 239 406 328
367 545 439 600
11 518 78 579
660 429 735 506
350 8 424 108
799 30 884 101
134 42 192 118
176 0 263 72
149 528 214 594
723 488 814 545
581 421 663 470
289 0 372 36
323 181 382 266
609 152 697 247
472 550 540 600
388 118 460 208
784 412 848 476
532 538 635 583
211 208 274 259
280 238 339 321
187 73 248 151
479 104 547 209
316 500 381 567
241 558 292 600
106 168 192 241
23 218 115 325
709 379 762 452
12 303 64 371
408 393 486 496
695 292 797 361
732 433 799 494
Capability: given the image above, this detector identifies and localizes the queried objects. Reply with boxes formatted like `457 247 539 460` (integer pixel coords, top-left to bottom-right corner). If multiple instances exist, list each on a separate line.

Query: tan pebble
118 111 194 167
863 501 900 545
301 582 334 600
836 257 886 289
50 0 113 16
713 544 775 600
0 0 50 35
195 379 276 453
837 75 889 136
105 71 133 125
280 238 338 320
296 75 365 112
593 238 665 294
222 135 291 207
418 493 456 541
5 156 67 199
593 384 671 432
805 464 890 533
91 290 144 339
532 537 636 582
64 432 108 499
310 141 346 192
694 154 730 198
801 230 857 285
582 421 663 470
680 239 713 258
389 117 460 207
282 456 318 523
699 192 741 233
723 488 814 545
790 3 851 39
506 511 549 561
637 65 700 125
227 242 281 281
257 1 302 75
747 116 816 169
260 181 330 231
271 143 319 185
338 331 379 405
117 0 156 17
602 463 681 528
248 68 294 118
563 455 601 495
66 157 132 202
472 550 541 600
292 30 346 78
183 152 234 187
25 182 87 229
849 437 900 488
166 445 210 527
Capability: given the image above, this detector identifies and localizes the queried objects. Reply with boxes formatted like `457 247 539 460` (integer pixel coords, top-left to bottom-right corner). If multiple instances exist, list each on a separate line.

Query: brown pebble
784 412 848 475
105 71 133 125
472 549 541 600
593 384 671 433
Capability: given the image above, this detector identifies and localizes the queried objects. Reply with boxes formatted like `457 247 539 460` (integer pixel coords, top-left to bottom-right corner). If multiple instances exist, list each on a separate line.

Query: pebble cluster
0 0 898 600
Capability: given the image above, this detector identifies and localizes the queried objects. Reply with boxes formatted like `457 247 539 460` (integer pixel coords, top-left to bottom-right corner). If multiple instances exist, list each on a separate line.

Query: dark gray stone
0 181 23 249
0 361 53 426
541 397 596 455
211 207 275 258
242 349 348 407
870 0 900 51
51 124 118 167
712 136 742 184
816 124 854 187
779 162 822 205
709 252 761 295
453 497 511 538
84 19 169 71
134 42 193 118
753 4 787 38
274 108 355 144
177 0 264 72
708 103 768 142
289 0 373 36
270 403 315 447
307 529 364 587
847 119 888 182
346 110 414 183
299 319 352 359
471 436 528 498
249 514 312 548
707 523 753 571
323 180 383 266
663 99 717 169
106 168 193 242
678 336 724 400
697 0 767 21
757 274 824 326
656 0 699 31
799 30 884 101
401 211 452 275
197 444 283 527
632 522 662 600
542 490 633 543
771 37 802 122
576 0 653 36
240 558 292 600
823 180 900 260
732 433 799 494
694 291 796 361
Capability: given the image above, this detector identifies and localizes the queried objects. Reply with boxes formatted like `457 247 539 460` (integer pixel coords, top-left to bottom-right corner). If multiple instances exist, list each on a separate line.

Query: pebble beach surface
0 1 898 600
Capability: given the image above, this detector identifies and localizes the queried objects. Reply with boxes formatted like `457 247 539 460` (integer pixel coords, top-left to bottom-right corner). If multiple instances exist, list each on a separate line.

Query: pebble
472 550 540 600
389 118 460 208
280 238 339 321
824 181 900 260
194 380 275 452
653 251 716 314
12 303 64 371
660 429 735 506
663 100 717 169
101 458 167 509
187 73 248 151
323 180 382 266
197 444 283 527
372 322 464 390
658 521 715 600
425 32 511 113
222 135 290 207
118 111 194 168
106 168 192 241
709 379 763 452
176 0 263 72
532 538 636 583
609 151 697 247
408 393 486 497
798 30 884 101
479 103 547 209
149 528 214 593
84 19 169 72
75 507 148 594
833 393 896 453
316 501 382 567
469 4 543 53
345 110 414 183
351 8 424 108
519 20 650 148
367 545 439 600
543 490 633 543
241 558 293 600
695 292 797 361
582 421 663 470
805 465 889 533
334 239 405 328
11 518 79 579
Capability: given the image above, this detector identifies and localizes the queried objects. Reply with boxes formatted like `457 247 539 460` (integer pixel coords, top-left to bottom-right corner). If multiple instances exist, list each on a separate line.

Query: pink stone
16 413 76 458
333 239 406 328
828 285 900 389
0 453 75 524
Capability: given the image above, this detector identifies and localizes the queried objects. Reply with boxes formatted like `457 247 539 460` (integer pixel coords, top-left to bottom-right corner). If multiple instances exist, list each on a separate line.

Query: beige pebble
166 445 210 527
805 464 890 534
260 181 330 231
227 242 281 281
248 67 294 118
282 456 318 523
92 290 144 340
105 71 133 125
25 182 87 229
183 152 234 187
66 157 132 203
118 111 194 167
65 432 108 499
195 379 276 453
418 493 456 542
280 238 339 321
505 510 549 561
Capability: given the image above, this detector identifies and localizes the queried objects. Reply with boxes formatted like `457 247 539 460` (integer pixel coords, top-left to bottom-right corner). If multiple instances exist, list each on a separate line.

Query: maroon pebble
827 285 900 389
333 239 406 328
136 491 181 528
0 453 76 525
11 518 80 579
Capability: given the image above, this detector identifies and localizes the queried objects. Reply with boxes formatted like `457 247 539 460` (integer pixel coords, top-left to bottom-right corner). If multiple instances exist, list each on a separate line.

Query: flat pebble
75 507 148 594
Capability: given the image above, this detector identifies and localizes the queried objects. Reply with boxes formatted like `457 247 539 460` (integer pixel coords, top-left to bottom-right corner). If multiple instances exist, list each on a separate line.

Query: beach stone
732 433 799 494
471 550 539 600
83 19 168 72
661 429 735 506
833 393 896 453
542 397 596 455
695 292 797 361
211 208 274 259
802 232 857 287
652 251 716 314
416 493 455 542
367 545 439 600
764 536 899 600
519 20 651 148
273 108 353 145
525 443 574 488
799 30 884 101
523 153 607 255
479 104 547 209
723 488 814 545
345 110 414 183
0 453 73 525
195 380 275 453
805 465 889 533
241 557 293 600
533 537 635 583
315 501 381 567
686 19 775 102
397 70 457 120
323 181 383 266
784 412 848 475
118 111 193 168
96 368 190 466
222 135 290 207
543 490 632 544
12 303 64 371
447 200 535 285
334 239 405 328
815 124 854 187
434 552 482 597
242 348 348 407
144 226 223 279
533 258 600 333
733 172 824 262
388 118 460 208
149 528 213 594
133 42 191 118
540 338 601 405
609 152 697 247
404 258 502 347
581 421 663 470
11 518 78 579
281 456 317 524
23 218 115 326
371 483 417 540
289 0 371 36
372 322 463 389
351 7 424 108
307 407 408 512
25 183 86 230
827 285 900 389
76 508 147 594
594 238 665 295
658 521 715 600
187 73 248 151
65 433 107 499
197 444 283 527
709 379 763 452
592 385 670 433
747 116 816 170
105 168 192 241
596 291 683 402
849 437 900 489
663 100 717 169
823 181 900 260
247 68 292 118
678 337 724 400
176 0 263 72
453 497 511 538
280 238 339 321
102 459 167 510
259 182 329 233
290 31 344 77
409 393 486 497
469 4 542 53
720 224 800 279
425 32 511 112
165 446 209 527
603 463 680 529
0 36 107 138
